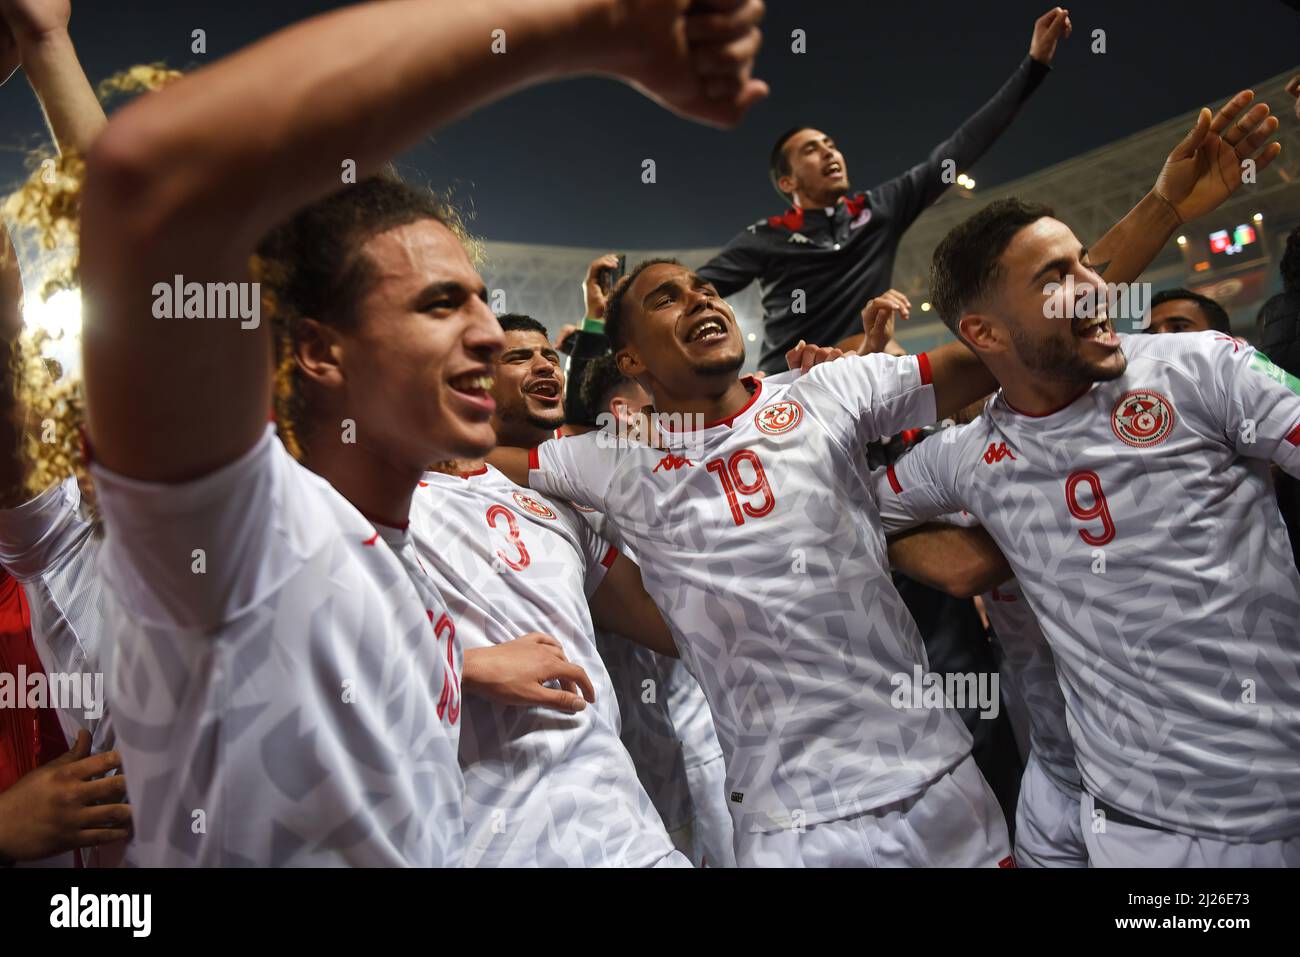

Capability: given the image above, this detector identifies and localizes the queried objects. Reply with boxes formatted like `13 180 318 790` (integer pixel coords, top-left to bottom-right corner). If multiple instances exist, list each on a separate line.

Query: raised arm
0 220 25 507
1087 89 1282 288
870 7 1065 232
81 0 767 482
1 0 105 153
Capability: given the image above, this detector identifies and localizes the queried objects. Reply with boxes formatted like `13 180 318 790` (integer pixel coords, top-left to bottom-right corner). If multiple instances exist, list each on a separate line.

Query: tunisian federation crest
512 491 557 520
1111 389 1176 448
754 400 804 435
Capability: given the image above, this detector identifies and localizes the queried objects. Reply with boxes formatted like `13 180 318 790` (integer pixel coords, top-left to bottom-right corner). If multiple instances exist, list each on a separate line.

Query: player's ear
293 317 346 388
958 312 1001 355
777 173 798 201
615 345 645 380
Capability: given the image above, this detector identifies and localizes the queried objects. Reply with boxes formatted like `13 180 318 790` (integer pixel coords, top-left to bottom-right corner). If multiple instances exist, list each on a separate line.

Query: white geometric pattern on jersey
877 332 1300 841
90 427 465 866
411 466 678 867
980 580 1080 795
577 503 727 835
532 355 975 834
0 478 115 754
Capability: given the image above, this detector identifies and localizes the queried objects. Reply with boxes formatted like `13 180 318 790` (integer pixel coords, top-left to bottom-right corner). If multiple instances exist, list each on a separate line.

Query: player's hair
602 256 682 351
1280 225 1300 295
0 64 182 500
580 353 635 414
1148 288 1231 334
253 172 471 461
930 198 1056 340
769 126 811 203
496 313 548 338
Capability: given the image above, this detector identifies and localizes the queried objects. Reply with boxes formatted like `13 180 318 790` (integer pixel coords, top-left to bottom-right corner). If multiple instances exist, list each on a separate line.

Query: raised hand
785 340 846 374
858 289 911 355
463 632 596 713
601 0 768 129
583 253 621 321
1153 90 1282 225
0 730 131 863
1029 6 1071 65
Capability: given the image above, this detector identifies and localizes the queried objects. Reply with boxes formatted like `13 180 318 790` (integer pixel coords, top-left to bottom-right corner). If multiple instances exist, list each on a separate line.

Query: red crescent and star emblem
754 400 804 436
1111 389 1176 448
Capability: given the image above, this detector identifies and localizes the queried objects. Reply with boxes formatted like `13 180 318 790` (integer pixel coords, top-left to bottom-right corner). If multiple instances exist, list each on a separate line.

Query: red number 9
1064 470 1116 546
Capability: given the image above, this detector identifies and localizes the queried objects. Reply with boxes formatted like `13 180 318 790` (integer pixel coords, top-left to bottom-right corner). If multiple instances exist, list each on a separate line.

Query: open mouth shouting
1074 314 1120 350
524 376 562 406
822 159 845 180
683 313 730 348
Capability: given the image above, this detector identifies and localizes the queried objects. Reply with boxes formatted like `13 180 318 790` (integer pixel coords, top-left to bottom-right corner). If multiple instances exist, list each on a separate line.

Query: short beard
1008 322 1125 385
691 351 746 377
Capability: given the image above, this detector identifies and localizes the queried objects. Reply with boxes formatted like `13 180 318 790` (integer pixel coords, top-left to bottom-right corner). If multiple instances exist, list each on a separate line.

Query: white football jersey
576 499 725 828
90 426 466 866
876 332 1300 841
529 354 975 833
0 478 114 755
980 580 1079 795
410 465 679 867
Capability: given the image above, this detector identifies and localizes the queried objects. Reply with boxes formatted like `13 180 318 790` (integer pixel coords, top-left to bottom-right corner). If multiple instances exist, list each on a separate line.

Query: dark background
1 0 1297 248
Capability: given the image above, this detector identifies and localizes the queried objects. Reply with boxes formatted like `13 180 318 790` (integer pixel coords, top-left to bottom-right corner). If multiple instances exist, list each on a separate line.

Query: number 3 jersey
528 355 975 834
875 332 1300 841
409 465 679 867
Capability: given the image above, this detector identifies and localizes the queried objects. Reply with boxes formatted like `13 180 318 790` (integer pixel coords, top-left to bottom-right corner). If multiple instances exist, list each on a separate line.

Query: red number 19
706 450 776 526
1064 470 1116 546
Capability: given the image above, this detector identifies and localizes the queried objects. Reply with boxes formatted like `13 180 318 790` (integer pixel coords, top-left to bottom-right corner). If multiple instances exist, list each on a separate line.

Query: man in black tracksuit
698 7 1072 373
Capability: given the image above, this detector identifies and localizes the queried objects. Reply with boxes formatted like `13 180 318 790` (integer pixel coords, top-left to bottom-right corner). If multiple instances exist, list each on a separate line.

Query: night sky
1 0 1297 249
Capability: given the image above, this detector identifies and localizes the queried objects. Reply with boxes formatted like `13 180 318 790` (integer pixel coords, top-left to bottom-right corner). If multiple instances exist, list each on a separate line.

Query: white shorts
685 754 737 868
1014 752 1086 867
1080 793 1300 867
734 755 1012 867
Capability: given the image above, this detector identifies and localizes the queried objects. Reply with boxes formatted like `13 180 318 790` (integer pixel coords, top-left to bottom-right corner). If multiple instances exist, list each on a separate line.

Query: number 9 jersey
528 353 977 840
875 331 1300 843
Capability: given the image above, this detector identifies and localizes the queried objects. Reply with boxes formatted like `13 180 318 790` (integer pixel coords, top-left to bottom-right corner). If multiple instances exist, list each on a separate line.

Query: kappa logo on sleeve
982 441 1017 464
1111 389 1176 448
755 400 804 435
653 452 695 472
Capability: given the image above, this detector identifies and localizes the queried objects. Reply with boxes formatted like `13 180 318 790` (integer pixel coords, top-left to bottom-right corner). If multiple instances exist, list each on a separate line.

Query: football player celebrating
77 0 767 865
409 315 690 867
874 93 1297 866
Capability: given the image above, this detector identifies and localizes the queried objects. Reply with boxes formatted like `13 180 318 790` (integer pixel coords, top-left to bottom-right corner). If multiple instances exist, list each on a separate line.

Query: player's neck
793 188 846 210
428 458 484 476
998 372 1093 417
651 376 755 426
301 432 420 529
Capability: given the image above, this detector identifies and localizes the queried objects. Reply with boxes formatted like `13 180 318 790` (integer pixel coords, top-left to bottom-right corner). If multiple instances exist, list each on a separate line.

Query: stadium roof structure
481 69 1300 366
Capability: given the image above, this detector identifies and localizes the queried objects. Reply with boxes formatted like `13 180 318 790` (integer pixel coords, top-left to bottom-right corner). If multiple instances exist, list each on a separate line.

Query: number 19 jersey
529 355 974 834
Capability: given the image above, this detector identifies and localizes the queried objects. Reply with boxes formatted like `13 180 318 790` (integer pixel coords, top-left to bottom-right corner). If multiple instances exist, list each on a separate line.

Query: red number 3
706 450 776 527
486 504 531 571
1064 470 1116 546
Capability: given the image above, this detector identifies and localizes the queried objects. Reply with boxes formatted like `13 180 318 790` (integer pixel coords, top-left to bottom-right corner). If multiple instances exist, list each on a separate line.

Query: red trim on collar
767 207 805 231
528 447 540 471
459 466 488 479
844 193 868 217
658 376 765 432
885 464 903 494
1002 385 1092 419
916 352 933 386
